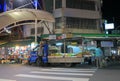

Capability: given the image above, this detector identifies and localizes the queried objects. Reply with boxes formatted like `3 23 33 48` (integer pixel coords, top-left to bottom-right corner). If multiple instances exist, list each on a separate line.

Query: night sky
102 0 120 27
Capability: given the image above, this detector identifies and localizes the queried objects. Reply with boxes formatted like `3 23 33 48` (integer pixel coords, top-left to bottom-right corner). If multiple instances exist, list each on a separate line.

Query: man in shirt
95 46 104 68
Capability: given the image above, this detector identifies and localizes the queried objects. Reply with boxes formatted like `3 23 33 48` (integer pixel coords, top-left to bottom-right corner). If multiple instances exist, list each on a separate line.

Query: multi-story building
44 0 102 34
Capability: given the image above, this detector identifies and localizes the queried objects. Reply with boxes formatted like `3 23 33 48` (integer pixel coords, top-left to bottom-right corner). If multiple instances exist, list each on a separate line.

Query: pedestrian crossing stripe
15 74 89 81
38 68 96 73
51 68 97 71
15 68 97 81
0 79 16 81
30 71 93 76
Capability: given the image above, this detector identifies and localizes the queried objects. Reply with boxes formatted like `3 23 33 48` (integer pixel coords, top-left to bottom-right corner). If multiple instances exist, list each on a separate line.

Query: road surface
0 64 97 81
1 64 120 81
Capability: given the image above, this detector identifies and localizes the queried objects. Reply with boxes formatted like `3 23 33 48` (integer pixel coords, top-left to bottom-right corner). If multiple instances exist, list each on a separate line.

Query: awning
0 8 55 31
0 41 8 45
0 39 34 47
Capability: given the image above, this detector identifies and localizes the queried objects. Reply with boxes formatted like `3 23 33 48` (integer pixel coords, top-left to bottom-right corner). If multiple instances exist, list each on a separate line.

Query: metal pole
15 2 33 9
35 18 37 43
53 0 55 34
34 0 38 43
62 0 66 53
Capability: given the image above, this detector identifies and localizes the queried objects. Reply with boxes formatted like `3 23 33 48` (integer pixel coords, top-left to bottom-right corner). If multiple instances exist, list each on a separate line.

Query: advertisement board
101 41 114 47
105 23 114 30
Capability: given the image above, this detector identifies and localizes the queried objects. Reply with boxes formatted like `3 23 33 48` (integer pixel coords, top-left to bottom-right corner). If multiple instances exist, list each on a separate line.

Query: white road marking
51 68 97 71
30 71 93 76
16 74 89 81
39 68 96 73
0 79 16 81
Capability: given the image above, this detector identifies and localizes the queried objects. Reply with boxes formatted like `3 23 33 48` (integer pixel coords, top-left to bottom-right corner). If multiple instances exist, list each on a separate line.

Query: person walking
95 46 104 68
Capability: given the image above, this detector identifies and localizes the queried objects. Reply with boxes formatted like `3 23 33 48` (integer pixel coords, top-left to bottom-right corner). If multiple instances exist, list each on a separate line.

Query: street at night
0 64 120 81
0 0 120 81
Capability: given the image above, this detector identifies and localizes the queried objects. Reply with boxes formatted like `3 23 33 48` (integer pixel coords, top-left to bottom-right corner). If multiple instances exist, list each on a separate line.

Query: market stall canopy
0 8 55 31
0 39 34 47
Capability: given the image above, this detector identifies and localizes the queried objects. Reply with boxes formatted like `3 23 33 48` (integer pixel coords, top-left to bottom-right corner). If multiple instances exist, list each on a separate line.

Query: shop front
0 39 35 64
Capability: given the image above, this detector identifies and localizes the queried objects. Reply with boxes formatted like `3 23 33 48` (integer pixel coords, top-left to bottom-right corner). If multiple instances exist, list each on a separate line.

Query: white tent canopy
0 8 55 31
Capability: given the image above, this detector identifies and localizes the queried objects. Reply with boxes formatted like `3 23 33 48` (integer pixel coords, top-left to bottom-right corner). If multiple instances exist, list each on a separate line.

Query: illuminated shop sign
101 41 114 47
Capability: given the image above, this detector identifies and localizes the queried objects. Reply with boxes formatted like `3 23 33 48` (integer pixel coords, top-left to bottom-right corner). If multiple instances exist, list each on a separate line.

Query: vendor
42 41 48 57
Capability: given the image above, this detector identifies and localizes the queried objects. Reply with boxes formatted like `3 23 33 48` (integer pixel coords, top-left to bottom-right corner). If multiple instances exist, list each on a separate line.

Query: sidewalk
89 63 120 81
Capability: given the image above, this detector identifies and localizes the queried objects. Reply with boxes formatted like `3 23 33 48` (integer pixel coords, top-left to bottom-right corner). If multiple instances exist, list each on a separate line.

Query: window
37 27 44 34
31 27 44 35
55 17 62 29
66 0 95 10
44 0 53 13
66 17 97 29
31 28 35 35
55 0 62 9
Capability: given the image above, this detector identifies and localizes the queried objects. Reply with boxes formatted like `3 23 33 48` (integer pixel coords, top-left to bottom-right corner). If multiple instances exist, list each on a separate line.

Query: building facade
44 0 103 34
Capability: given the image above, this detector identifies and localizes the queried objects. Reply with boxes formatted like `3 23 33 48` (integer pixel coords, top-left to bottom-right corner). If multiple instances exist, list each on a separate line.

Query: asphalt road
90 64 120 81
0 64 120 81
